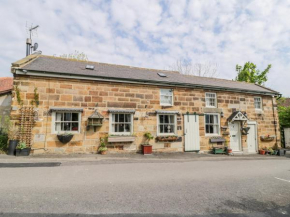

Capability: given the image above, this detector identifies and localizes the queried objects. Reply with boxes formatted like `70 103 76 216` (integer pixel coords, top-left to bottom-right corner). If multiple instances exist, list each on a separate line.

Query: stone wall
10 75 280 154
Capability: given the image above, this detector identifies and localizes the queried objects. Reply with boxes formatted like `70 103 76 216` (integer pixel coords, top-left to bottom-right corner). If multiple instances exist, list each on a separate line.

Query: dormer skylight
85 65 95 70
157 72 167 77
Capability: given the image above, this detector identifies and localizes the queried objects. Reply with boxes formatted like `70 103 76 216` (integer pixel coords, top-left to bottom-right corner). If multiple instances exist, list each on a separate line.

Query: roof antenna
26 22 40 56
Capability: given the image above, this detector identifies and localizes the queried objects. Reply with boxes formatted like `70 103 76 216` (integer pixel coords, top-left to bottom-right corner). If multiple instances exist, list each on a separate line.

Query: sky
0 0 289 96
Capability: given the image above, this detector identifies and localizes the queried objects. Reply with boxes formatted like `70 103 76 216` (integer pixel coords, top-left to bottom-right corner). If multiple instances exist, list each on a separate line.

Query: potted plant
142 132 154 155
16 142 31 156
57 132 74 144
259 148 266 155
7 124 19 156
98 138 108 155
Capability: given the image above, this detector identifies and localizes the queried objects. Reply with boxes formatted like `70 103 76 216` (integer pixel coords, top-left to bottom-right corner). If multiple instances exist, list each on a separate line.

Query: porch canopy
227 111 248 122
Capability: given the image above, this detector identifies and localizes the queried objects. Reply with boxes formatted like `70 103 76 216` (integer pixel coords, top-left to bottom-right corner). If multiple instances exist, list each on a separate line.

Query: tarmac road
0 157 290 216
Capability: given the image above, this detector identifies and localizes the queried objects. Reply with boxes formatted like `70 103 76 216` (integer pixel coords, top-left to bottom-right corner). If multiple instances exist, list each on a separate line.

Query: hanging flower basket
57 133 74 144
260 135 275 142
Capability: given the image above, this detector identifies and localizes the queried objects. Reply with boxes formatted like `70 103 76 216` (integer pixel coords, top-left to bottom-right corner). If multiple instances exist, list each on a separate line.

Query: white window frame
157 114 177 136
109 113 134 136
204 113 220 136
160 89 174 106
51 112 82 134
254 97 262 110
205 92 217 108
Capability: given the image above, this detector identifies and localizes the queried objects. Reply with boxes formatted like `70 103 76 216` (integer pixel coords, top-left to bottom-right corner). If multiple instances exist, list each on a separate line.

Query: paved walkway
0 152 288 164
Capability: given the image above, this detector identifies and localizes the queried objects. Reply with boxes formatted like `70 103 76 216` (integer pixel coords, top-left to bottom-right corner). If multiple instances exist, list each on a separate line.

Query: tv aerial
26 23 40 56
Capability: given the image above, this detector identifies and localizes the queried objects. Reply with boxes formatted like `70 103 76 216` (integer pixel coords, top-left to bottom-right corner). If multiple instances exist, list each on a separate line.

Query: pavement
0 153 290 217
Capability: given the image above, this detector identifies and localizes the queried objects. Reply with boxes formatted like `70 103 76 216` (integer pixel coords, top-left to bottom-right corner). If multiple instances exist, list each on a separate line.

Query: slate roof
14 55 278 95
0 77 13 94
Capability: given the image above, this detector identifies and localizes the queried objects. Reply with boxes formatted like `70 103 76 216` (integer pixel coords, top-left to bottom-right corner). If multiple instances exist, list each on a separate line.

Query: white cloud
0 0 289 96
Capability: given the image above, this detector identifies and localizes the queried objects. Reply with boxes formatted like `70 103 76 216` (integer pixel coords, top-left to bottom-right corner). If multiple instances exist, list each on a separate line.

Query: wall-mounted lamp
221 111 224 118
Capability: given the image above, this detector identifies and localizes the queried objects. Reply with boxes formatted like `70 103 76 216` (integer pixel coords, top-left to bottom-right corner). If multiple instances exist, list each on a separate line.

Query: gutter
14 69 279 96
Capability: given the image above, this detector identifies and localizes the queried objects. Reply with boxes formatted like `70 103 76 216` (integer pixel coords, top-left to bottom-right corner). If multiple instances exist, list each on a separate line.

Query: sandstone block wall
10 75 280 154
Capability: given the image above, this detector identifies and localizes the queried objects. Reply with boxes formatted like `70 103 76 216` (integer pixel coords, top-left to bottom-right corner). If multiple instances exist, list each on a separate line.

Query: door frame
229 121 242 151
247 121 258 153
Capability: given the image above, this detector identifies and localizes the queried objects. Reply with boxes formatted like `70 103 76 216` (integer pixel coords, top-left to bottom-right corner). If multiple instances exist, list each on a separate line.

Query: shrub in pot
16 142 31 156
98 138 107 155
57 133 74 144
7 124 20 156
142 132 154 155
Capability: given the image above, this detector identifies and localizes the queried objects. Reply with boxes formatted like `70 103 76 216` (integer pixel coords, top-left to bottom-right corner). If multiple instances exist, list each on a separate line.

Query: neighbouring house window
110 113 133 135
53 112 81 133
205 114 220 135
160 89 173 106
158 114 176 135
205 92 217 107
254 97 262 109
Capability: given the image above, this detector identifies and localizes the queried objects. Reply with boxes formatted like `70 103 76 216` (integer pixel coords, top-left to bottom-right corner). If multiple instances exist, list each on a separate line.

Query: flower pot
100 150 107 155
227 148 232 154
16 148 31 156
57 134 74 144
278 149 285 156
142 145 152 155
259 150 266 155
7 140 19 156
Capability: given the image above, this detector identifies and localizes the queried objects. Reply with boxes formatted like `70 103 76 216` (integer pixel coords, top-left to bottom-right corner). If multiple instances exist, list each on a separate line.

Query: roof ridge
40 55 180 74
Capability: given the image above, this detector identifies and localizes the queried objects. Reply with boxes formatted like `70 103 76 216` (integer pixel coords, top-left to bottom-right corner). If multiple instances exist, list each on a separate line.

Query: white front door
285 128 290 148
229 121 241 151
247 122 257 153
184 114 200 151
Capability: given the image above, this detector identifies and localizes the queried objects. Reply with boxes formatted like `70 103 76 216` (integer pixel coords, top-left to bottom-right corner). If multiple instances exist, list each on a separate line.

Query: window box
210 137 226 143
57 134 74 144
108 136 136 143
156 136 178 142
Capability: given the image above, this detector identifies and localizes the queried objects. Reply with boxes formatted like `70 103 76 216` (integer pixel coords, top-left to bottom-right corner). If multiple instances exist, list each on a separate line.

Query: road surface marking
275 177 290 183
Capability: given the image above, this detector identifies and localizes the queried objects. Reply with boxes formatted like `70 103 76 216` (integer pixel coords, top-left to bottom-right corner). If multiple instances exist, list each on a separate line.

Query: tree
58 50 88 61
235 62 271 85
277 97 290 128
169 59 218 77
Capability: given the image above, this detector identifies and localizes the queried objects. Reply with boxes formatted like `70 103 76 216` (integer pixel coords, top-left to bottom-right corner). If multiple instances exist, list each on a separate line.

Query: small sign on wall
34 134 45 142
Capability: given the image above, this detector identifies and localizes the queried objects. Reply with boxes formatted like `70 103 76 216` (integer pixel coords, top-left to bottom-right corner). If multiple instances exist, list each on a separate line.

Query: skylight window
157 72 167 77
85 65 95 70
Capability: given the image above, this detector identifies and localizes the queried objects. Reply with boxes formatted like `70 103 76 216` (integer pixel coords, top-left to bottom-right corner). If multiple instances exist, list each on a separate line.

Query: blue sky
0 0 290 96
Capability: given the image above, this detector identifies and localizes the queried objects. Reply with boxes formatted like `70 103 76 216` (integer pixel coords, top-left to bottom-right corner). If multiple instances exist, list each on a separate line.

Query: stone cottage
0 77 13 130
10 53 281 154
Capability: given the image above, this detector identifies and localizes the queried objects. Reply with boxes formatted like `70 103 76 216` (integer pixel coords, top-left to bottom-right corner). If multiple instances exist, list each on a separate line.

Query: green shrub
0 134 8 152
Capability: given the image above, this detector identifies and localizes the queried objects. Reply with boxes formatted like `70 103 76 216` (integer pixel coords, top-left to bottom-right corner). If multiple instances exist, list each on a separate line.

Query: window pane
55 123 61 132
119 114 124 123
64 113 72 121
119 124 124 132
125 114 131 123
114 114 118 123
169 115 174 123
164 115 169 123
213 125 218 134
161 89 171 95
159 115 164 124
213 115 218 124
72 113 79 121
209 115 214 124
124 124 130 132
71 123 79 131
114 124 118 132
205 115 210 123
56 113 62 121
161 95 172 105
63 122 71 131
159 125 164 133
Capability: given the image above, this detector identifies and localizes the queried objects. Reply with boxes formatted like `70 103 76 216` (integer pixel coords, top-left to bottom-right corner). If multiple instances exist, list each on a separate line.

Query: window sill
108 136 136 143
